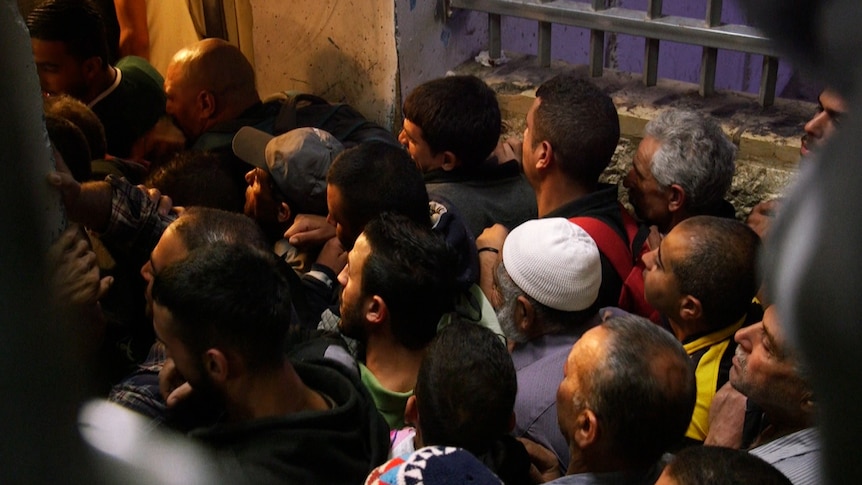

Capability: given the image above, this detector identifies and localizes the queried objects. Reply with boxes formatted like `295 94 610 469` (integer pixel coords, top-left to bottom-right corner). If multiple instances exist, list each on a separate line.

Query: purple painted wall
497 0 816 100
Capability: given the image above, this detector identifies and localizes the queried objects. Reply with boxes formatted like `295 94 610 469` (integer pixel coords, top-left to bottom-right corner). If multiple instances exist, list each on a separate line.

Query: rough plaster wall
394 0 488 112
498 0 799 99
249 0 399 130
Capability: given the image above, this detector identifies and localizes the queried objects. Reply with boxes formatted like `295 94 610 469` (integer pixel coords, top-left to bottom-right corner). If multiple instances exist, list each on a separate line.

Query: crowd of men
29 0 832 483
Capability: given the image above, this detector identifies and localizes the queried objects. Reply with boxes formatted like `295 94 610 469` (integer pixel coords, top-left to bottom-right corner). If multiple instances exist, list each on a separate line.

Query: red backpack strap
569 216 633 280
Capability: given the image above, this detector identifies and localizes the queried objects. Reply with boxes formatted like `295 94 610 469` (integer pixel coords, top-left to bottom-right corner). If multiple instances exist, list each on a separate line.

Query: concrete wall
249 0 400 130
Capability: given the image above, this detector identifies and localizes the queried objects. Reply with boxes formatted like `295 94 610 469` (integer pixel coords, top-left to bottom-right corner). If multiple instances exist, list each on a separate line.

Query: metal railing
448 0 781 106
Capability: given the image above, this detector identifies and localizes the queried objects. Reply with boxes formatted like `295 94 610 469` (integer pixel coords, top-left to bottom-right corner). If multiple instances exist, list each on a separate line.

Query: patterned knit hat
365 446 503 485
502 218 602 312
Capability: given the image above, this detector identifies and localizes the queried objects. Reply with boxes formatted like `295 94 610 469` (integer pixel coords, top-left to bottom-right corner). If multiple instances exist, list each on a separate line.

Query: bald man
163 38 270 151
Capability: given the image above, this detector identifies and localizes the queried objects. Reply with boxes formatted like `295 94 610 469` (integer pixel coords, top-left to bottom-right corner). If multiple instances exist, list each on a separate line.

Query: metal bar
759 56 778 107
644 39 659 86
700 47 718 96
643 0 662 87
705 0 723 28
449 0 778 57
538 21 552 67
699 0 722 96
590 30 604 77
589 0 606 78
489 13 502 59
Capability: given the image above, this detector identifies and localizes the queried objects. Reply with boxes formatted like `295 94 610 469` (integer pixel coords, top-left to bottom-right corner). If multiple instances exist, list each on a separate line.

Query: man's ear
573 409 600 449
668 184 687 213
198 90 217 119
440 151 460 171
277 202 292 224
516 295 536 335
405 395 419 428
535 140 553 171
679 295 703 322
203 348 230 384
801 391 816 414
365 295 389 327
81 56 102 82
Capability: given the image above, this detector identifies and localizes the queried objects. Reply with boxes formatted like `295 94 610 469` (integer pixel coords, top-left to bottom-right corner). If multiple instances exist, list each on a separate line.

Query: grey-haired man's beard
496 295 529 344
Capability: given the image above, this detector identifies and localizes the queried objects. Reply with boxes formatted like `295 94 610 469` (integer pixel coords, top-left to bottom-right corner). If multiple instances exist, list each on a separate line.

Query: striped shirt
750 427 821 485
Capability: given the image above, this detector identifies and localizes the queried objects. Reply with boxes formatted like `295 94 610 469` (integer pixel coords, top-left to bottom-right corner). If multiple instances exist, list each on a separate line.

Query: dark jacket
425 159 537 237
191 359 390 485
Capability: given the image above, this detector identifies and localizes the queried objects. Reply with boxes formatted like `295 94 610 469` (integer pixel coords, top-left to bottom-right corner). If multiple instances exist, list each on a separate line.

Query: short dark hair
46 114 92 182
151 243 291 371
327 141 429 231
665 446 792 485
44 94 107 159
673 216 761 329
145 151 244 212
589 314 695 468
170 207 269 254
533 75 620 184
415 321 516 454
361 213 457 350
27 0 109 67
402 75 501 166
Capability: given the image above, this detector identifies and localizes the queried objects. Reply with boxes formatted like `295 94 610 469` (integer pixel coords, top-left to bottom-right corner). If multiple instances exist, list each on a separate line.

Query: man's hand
477 224 509 307
477 224 509 253
136 184 174 217
746 199 781 240
517 437 562 484
284 214 336 248
315 236 348 275
47 171 114 231
705 381 748 448
47 224 113 308
159 357 193 408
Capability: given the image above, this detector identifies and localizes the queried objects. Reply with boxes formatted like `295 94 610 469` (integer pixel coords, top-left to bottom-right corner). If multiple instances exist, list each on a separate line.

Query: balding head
164 39 260 142
557 314 695 472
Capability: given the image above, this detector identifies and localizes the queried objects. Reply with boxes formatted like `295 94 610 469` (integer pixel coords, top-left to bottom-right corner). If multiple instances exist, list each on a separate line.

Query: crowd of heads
26 1 829 482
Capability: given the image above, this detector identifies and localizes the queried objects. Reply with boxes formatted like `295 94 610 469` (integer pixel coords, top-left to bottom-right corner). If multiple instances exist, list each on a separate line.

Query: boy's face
399 118 446 173
31 39 90 99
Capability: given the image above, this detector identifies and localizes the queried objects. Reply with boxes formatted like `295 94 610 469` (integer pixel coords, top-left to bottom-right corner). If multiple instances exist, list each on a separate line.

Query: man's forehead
152 227 189 272
761 307 787 352
663 223 694 257
820 89 848 115
32 38 74 59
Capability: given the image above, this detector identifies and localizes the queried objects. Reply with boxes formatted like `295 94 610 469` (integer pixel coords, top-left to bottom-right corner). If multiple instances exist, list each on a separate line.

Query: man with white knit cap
494 217 602 474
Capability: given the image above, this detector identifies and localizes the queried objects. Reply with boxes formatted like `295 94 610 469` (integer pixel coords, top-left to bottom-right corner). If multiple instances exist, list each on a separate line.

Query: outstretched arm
48 172 177 252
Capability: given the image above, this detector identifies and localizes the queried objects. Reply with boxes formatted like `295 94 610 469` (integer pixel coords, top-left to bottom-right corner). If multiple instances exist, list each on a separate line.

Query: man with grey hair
547 313 696 484
623 108 737 234
728 305 820 485
494 217 603 473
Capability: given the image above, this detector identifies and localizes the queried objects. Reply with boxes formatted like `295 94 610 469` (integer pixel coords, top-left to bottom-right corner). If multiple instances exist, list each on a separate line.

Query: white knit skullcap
502 218 602 312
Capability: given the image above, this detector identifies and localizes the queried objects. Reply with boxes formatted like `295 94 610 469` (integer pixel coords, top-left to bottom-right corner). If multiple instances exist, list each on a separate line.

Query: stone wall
456 52 808 219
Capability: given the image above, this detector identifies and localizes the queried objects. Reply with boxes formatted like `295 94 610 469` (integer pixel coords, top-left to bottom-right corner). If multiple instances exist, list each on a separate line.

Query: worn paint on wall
249 0 399 130
394 0 488 111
